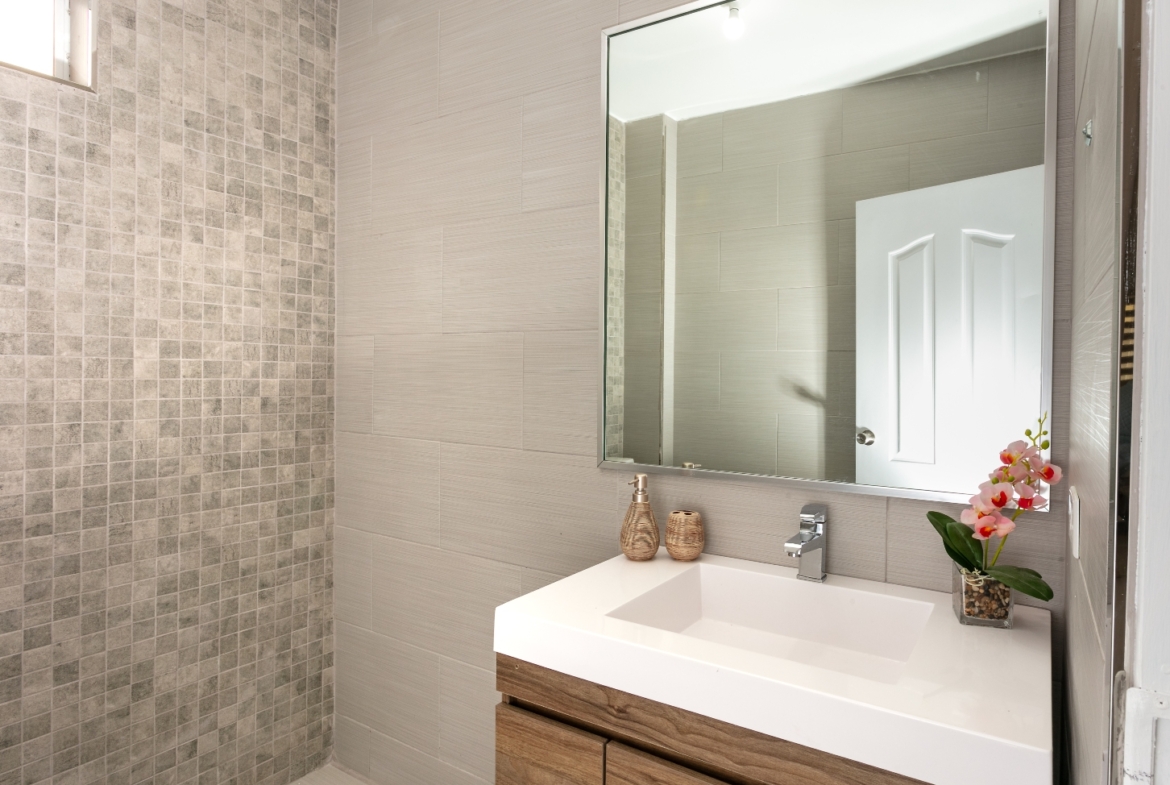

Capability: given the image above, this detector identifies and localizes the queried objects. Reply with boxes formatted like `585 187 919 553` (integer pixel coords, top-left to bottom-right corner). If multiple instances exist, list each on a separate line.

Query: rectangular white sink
608 563 933 683
495 551 1051 785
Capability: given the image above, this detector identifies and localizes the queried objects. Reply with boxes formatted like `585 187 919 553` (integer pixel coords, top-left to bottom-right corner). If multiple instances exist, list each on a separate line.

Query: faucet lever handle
799 503 828 525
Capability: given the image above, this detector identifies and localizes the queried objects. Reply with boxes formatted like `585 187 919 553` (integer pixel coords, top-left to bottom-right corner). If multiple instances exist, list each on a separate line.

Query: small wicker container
666 510 704 561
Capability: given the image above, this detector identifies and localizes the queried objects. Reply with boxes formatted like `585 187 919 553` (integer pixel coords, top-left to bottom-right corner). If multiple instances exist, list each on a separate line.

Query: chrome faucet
784 504 828 582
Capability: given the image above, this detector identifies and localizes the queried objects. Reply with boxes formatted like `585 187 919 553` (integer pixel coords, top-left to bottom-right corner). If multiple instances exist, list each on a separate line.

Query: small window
0 0 95 88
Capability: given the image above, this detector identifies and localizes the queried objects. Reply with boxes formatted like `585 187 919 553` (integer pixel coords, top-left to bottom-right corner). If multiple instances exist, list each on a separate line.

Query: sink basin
494 551 1052 785
608 563 932 683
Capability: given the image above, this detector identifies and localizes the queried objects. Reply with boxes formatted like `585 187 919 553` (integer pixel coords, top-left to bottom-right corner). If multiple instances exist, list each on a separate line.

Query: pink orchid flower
1015 482 1048 511
972 513 1016 541
979 481 1012 509
999 440 1029 466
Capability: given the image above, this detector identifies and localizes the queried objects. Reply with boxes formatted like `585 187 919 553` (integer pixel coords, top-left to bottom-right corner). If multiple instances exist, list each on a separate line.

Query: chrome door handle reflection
856 428 876 446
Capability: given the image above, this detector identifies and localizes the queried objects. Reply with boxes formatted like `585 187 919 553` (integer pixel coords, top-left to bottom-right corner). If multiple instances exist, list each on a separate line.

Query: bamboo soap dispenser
620 473 659 561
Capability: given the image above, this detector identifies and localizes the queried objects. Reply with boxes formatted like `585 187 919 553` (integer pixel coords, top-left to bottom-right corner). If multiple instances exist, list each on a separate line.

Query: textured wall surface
0 2 337 785
333 1 1072 783
1065 0 1123 775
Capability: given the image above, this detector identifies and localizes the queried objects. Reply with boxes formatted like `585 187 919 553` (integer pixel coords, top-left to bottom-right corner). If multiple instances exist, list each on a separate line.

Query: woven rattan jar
665 510 704 561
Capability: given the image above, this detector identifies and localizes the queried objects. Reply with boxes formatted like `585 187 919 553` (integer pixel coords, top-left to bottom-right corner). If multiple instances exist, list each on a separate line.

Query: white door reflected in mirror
855 166 1045 492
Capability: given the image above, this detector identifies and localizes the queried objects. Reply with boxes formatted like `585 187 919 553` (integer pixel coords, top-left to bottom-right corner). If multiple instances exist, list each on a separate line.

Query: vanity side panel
497 655 925 785
496 703 606 785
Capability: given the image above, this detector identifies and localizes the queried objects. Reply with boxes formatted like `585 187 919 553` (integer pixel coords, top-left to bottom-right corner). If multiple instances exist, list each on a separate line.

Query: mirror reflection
603 0 1053 496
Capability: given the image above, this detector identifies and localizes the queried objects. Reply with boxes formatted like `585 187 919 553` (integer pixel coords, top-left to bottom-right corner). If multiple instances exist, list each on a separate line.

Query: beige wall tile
675 289 777 352
443 205 598 333
439 659 500 781
626 233 664 294
438 0 616 116
988 50 1048 130
521 568 571 593
619 0 686 22
336 621 442 756
908 124 1044 190
338 136 372 237
439 444 623 574
679 165 778 234
776 412 857 484
678 114 723 177
720 223 838 291
370 99 522 233
372 333 443 440
674 408 778 475
842 63 988 152
338 226 442 336
338 334 373 434
776 157 829 227
625 116 664 178
626 173 664 237
624 292 663 354
339 11 440 140
837 219 856 286
523 76 602 212
776 286 855 351
339 0 373 48
674 352 720 410
720 350 853 417
440 333 524 449
369 727 489 785
334 526 374 627
676 233 720 294
723 91 842 169
371 538 524 670
523 331 597 456
334 716 373 779
336 432 441 545
826 145 910 220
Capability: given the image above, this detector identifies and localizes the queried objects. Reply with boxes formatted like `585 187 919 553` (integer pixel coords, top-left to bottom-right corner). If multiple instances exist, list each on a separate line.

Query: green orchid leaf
944 519 985 571
987 566 1054 601
927 511 978 571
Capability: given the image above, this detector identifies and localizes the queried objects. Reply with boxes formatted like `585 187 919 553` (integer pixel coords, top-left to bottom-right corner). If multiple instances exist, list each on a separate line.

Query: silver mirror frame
596 0 1060 505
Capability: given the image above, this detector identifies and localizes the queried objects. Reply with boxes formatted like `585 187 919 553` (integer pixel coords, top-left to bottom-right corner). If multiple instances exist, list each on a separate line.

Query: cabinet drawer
606 742 729 785
496 703 606 785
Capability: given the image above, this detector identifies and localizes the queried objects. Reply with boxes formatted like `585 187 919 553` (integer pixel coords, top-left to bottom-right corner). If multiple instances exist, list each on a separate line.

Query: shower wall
0 2 337 785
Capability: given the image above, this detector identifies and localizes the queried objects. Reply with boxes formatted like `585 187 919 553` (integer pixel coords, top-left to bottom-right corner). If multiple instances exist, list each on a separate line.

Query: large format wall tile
843 63 988 152
369 728 489 785
908 124 1045 190
370 99 523 233
442 205 598 333
372 333 444 440
523 331 598 456
335 621 442 757
439 659 500 781
720 223 838 291
723 91 843 169
371 538 524 670
441 333 525 448
335 526 374 627
523 77 603 211
439 445 622 574
337 226 443 336
336 432 441 545
338 333 374 433
678 165 778 234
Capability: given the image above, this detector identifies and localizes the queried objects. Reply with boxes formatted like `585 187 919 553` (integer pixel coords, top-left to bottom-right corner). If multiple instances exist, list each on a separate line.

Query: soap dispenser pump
620 473 659 561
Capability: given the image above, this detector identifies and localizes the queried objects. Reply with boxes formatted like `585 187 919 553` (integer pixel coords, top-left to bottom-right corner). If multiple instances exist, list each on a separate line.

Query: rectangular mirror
601 0 1057 502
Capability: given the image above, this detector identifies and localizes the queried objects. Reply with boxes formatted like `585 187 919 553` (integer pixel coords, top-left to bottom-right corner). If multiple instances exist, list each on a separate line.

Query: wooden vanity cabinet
496 654 925 785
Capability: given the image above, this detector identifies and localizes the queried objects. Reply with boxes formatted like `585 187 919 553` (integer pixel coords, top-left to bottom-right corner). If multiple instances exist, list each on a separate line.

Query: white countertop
494 551 1052 785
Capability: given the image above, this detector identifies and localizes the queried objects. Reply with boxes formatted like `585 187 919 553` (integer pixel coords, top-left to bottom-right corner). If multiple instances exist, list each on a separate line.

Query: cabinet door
606 742 729 785
496 703 606 785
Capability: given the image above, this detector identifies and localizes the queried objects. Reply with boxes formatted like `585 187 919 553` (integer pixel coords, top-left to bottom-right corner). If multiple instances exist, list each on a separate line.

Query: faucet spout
786 504 828 582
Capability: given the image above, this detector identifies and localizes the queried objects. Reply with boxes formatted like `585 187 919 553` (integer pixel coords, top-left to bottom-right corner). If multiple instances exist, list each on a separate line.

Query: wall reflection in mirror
602 0 1054 498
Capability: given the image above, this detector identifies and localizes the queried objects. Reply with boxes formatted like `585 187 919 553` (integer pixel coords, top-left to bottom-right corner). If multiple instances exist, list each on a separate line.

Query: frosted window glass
0 0 56 78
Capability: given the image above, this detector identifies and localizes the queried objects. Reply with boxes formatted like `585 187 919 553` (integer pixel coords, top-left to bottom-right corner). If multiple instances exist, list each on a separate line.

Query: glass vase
952 563 1014 628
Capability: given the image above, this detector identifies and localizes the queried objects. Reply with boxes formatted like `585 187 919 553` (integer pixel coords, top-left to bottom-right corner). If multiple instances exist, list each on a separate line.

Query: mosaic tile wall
604 116 625 460
0 2 337 785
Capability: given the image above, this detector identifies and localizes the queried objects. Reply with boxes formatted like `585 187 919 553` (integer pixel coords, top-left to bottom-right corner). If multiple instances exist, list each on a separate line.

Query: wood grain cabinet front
496 703 606 785
606 742 729 785
496 654 926 785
